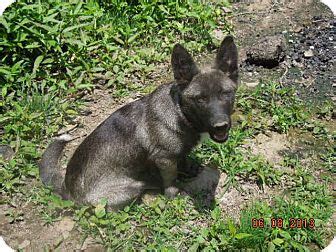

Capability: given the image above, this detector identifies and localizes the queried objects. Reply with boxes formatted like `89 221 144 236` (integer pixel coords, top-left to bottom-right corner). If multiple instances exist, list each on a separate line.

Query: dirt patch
215 172 275 221
243 132 290 165
0 194 103 251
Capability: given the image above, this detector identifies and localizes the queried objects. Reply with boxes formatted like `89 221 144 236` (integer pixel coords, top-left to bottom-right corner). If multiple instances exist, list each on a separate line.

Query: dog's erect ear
171 44 199 85
215 36 238 82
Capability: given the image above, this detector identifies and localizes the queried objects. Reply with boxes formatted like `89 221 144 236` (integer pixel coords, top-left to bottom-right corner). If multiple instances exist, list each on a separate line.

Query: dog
39 36 239 210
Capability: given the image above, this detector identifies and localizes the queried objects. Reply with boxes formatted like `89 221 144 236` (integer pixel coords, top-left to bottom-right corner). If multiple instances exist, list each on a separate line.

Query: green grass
0 0 335 251
237 81 310 133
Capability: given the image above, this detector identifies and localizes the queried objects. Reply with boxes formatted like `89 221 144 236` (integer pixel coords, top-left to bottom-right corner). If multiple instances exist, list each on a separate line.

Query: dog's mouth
209 129 229 143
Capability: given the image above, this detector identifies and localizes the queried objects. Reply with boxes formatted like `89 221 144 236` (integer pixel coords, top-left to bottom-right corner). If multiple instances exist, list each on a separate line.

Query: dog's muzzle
209 121 230 143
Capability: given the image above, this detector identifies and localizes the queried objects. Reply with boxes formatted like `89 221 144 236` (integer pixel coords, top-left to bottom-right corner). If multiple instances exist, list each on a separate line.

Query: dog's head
172 36 238 143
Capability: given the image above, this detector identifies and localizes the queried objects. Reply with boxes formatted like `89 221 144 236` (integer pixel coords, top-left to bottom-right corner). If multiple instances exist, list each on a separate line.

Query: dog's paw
164 186 179 198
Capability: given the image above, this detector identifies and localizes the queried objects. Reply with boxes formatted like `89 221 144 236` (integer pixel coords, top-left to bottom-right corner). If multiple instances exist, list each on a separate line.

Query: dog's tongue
211 131 228 142
214 132 226 140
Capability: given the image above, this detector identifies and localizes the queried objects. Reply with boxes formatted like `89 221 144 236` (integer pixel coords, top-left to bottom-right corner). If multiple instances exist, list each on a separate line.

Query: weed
237 82 309 133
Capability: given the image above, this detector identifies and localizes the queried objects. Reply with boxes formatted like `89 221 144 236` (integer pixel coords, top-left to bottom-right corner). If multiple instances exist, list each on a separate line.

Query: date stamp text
251 218 315 229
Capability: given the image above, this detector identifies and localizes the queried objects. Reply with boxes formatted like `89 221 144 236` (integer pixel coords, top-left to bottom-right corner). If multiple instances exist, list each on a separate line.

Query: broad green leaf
234 233 252 239
279 230 291 239
268 241 275 252
43 12 61 23
112 36 124 45
76 83 93 90
188 243 199 252
0 68 11 75
91 67 105 73
63 23 92 33
64 39 85 47
94 198 107 218
272 238 284 246
25 43 41 49
0 17 10 33
127 33 139 44
74 2 83 14
32 55 44 75
2 86 7 97
42 58 54 64
228 220 236 236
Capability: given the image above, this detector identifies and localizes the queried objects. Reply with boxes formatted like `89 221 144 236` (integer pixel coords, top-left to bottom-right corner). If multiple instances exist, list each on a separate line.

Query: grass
0 0 335 251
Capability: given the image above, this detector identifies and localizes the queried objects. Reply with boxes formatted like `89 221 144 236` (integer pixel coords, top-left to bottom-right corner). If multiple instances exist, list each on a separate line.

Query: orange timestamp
252 218 315 229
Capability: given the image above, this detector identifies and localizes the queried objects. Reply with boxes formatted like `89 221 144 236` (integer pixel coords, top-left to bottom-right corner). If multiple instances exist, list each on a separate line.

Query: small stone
245 81 259 88
292 61 303 68
304 49 314 58
222 6 231 13
294 27 302 33
212 29 225 41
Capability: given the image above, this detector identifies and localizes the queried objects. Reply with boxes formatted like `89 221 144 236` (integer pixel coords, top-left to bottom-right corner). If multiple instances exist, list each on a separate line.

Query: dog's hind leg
85 175 145 211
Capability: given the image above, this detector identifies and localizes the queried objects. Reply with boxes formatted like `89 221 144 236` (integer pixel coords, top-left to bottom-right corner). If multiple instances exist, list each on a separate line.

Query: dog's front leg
155 158 179 198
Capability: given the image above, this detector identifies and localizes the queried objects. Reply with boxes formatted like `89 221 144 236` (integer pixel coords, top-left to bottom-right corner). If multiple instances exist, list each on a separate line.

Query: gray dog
39 36 238 210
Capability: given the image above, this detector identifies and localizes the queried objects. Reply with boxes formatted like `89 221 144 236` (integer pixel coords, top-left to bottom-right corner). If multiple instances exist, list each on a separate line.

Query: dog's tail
38 134 74 195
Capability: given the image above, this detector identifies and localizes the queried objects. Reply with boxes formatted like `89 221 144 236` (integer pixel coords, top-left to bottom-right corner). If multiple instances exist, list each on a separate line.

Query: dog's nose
214 121 228 128
213 121 229 131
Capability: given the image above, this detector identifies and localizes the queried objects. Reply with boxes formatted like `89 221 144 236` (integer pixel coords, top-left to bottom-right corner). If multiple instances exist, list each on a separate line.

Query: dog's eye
219 90 228 96
219 90 232 98
196 96 207 103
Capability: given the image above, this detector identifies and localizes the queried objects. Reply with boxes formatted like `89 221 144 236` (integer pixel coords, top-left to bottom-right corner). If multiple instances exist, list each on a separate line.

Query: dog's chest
198 133 210 145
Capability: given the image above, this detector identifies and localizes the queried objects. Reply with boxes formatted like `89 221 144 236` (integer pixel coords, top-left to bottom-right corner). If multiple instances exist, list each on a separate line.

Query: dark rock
245 35 286 68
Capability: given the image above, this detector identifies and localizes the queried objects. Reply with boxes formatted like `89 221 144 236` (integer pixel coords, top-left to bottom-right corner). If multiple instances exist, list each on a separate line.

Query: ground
0 0 335 250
